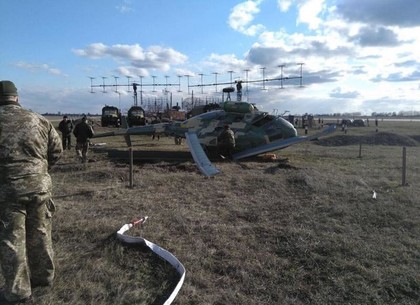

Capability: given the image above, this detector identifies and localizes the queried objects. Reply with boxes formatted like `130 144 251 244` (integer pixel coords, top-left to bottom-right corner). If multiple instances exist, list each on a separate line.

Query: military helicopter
93 89 336 177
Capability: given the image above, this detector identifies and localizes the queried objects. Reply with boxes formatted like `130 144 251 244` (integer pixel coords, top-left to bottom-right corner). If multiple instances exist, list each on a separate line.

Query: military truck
127 106 146 127
101 105 121 127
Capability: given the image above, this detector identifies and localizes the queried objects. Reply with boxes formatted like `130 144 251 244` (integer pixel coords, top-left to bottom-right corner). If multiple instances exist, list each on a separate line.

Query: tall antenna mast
101 77 107 93
227 70 234 85
184 74 191 95
244 69 250 101
152 75 157 92
278 64 285 89
260 67 267 90
212 72 219 92
164 75 169 93
177 75 182 92
297 63 304 87
89 77 95 93
138 75 144 105
198 73 204 94
113 76 119 93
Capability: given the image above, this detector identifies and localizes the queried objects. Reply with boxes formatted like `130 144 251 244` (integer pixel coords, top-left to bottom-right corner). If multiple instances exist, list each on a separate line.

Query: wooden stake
402 146 407 186
129 147 134 188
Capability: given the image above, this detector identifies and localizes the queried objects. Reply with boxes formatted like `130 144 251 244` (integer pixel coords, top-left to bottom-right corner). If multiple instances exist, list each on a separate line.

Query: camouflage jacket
218 129 236 146
0 103 63 198
73 121 94 143
58 119 73 135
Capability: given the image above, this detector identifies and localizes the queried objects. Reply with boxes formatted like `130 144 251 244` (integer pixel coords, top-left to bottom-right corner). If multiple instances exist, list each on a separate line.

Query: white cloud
228 0 265 36
329 86 360 99
108 44 146 61
335 0 420 27
277 0 293 12
15 61 66 77
297 0 325 30
73 43 188 73
114 66 149 78
203 53 248 75
116 0 134 13
72 43 108 59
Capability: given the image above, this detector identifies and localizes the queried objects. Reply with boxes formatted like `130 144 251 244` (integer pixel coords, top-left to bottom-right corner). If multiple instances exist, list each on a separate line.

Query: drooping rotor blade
92 129 128 138
92 123 170 139
185 132 220 177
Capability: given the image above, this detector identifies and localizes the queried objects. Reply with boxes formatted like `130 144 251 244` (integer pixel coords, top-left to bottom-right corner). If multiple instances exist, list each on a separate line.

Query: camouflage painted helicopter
93 97 336 177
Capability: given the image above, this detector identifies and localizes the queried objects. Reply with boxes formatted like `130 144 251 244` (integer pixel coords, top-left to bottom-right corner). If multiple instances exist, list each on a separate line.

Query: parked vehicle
353 119 366 127
101 106 121 127
127 106 146 127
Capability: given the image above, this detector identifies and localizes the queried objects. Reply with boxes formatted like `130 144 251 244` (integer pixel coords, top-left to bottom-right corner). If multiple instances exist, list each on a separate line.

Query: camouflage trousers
61 133 72 150
75 141 90 163
218 143 235 159
0 194 55 301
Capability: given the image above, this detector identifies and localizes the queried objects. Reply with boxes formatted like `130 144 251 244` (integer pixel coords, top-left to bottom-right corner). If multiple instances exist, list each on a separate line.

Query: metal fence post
129 147 134 188
402 146 407 186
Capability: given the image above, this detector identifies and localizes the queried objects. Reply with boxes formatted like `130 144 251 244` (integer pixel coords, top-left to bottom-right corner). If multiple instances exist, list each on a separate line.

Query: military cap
0 80 18 96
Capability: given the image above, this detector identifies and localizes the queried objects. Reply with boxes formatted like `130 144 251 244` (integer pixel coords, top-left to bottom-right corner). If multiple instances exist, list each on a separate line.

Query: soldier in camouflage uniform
217 124 236 159
73 115 94 163
58 115 73 150
0 80 63 304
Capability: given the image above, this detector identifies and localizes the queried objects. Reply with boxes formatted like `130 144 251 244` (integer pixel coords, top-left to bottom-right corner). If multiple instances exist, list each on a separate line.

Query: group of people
0 80 237 304
58 114 94 163
0 80 94 304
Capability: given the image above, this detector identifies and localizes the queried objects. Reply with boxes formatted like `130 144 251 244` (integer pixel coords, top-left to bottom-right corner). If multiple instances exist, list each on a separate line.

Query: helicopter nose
281 119 297 138
286 125 298 138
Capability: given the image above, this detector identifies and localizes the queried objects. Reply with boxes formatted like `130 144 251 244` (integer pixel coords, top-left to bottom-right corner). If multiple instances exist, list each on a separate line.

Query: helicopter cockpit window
266 122 283 141
232 113 245 122
251 114 274 127
198 110 225 120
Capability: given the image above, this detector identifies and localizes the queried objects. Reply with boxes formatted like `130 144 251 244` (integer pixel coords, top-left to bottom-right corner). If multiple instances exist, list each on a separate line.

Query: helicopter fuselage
169 102 297 152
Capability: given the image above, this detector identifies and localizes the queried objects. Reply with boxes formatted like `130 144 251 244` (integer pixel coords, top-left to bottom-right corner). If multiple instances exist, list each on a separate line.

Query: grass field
1 118 419 305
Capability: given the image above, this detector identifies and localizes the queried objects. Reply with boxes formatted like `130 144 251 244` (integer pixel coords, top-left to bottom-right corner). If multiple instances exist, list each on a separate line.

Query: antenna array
89 63 304 104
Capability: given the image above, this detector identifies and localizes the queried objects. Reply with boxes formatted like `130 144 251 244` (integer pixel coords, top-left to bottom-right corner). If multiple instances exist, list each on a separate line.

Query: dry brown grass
1 119 419 304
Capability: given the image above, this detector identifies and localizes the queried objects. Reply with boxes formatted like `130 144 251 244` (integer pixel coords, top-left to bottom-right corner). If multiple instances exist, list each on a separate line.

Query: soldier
58 115 73 150
235 80 243 101
217 124 236 159
73 115 94 163
0 80 63 304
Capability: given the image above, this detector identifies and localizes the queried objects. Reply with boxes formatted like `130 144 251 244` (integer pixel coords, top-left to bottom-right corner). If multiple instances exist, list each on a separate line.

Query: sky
1 0 420 116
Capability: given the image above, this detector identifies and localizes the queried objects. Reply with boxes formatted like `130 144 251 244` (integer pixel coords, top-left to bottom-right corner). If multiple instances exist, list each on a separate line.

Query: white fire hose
116 217 186 305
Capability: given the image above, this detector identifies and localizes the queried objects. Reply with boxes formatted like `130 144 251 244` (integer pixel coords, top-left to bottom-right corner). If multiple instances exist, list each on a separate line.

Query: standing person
73 115 94 163
0 80 63 304
217 124 236 159
235 80 243 101
58 115 73 150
